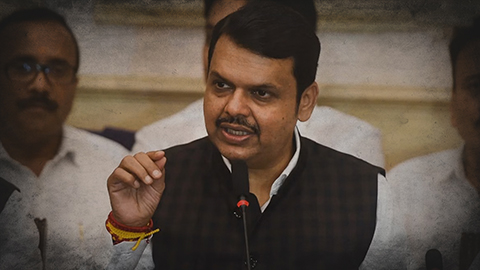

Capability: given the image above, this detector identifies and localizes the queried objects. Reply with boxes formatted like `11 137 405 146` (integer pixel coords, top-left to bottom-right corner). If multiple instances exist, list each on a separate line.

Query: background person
0 8 128 269
389 17 480 270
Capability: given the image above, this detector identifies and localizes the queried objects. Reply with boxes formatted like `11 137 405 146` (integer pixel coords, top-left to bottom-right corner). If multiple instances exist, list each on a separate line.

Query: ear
297 82 319 122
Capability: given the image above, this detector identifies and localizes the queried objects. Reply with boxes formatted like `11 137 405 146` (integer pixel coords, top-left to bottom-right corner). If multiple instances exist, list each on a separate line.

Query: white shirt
133 99 385 167
221 128 302 212
389 145 480 269
0 126 128 270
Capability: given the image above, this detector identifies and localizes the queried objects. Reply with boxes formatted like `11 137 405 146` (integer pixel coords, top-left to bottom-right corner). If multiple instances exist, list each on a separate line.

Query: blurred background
1 0 479 169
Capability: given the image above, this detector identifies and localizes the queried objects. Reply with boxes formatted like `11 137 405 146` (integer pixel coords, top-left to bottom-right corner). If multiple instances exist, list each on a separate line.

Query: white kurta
389 146 480 269
0 126 128 270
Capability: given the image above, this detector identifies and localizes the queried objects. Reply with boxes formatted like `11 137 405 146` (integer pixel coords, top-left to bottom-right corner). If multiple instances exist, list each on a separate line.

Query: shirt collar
55 126 77 165
222 127 302 210
0 126 78 170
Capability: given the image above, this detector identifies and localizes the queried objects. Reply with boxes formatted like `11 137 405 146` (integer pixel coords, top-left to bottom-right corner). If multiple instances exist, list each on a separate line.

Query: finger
154 156 167 174
120 154 154 185
108 167 140 191
133 152 163 183
146 150 165 161
150 161 166 193
145 151 166 179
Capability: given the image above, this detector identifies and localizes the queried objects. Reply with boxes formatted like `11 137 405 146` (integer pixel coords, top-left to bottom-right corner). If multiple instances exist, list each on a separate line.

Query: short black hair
208 1 321 103
449 16 480 90
204 0 317 31
0 7 79 73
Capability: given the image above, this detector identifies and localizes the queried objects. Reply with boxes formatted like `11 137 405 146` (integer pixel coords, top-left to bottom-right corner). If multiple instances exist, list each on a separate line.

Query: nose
29 70 52 94
224 89 251 117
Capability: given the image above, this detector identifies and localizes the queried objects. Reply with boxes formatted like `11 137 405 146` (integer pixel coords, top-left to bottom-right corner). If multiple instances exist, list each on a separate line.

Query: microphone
231 160 252 270
232 160 249 202
425 249 443 270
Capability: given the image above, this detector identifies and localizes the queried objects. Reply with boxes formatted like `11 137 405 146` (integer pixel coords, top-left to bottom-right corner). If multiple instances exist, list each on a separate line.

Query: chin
215 143 254 161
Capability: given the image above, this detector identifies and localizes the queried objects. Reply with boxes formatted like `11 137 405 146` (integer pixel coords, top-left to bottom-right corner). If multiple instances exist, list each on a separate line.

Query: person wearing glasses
0 8 127 269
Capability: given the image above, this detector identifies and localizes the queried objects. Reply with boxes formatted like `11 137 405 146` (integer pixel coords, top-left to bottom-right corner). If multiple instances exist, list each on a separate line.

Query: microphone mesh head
231 160 249 196
425 249 443 270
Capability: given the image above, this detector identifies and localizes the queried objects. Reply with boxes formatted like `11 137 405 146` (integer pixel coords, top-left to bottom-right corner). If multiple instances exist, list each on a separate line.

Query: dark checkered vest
152 137 384 270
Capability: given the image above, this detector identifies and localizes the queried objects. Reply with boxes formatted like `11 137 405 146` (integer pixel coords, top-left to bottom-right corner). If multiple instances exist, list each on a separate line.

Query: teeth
226 128 249 136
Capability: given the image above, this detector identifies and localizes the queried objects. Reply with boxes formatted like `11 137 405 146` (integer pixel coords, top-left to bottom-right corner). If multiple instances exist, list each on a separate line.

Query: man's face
0 21 78 141
204 36 315 169
451 40 480 150
202 0 247 78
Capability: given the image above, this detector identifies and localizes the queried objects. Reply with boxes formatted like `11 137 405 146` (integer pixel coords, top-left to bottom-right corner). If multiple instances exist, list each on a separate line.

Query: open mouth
225 128 250 136
219 124 256 144
215 116 260 135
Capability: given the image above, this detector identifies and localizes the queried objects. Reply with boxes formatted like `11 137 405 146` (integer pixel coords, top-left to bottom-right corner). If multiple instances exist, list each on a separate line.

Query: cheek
203 93 221 121
57 86 76 115
0 82 20 107
255 109 293 134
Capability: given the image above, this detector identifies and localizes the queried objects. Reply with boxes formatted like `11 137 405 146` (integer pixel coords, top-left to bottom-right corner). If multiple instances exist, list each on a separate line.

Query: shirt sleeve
106 240 154 270
360 174 407 269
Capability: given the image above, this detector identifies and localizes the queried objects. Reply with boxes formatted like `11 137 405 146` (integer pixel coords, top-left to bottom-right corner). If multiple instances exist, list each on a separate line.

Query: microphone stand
232 160 252 270
237 195 252 270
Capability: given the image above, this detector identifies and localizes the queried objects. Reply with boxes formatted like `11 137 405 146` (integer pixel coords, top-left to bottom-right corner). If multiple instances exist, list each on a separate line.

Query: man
389 17 480 270
107 2 401 269
0 8 127 269
133 0 385 168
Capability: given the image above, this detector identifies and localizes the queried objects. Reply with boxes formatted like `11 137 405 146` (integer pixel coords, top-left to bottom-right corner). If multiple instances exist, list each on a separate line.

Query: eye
20 63 33 73
252 89 272 100
48 65 67 75
7 61 34 76
255 90 267 96
214 81 231 89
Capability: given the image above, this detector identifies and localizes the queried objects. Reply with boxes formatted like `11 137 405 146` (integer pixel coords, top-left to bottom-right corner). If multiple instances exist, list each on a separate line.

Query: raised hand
107 151 167 227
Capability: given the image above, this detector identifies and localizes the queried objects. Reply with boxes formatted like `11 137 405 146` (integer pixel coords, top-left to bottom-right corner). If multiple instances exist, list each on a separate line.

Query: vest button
233 210 241 219
244 256 258 268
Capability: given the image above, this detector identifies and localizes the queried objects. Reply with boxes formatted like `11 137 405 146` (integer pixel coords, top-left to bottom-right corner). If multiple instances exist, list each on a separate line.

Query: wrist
111 212 151 228
105 211 159 251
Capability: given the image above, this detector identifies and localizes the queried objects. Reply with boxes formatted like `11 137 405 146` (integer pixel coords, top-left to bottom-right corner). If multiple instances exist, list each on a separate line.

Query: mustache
215 115 260 134
16 94 59 111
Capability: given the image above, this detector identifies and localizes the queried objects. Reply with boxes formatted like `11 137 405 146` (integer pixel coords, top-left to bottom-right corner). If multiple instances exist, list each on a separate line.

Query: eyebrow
209 71 234 86
209 71 280 91
9 56 36 63
9 55 72 66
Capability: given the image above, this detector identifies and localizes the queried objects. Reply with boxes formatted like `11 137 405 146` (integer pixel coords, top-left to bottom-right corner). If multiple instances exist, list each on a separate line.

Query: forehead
0 20 77 65
210 36 296 89
207 0 247 27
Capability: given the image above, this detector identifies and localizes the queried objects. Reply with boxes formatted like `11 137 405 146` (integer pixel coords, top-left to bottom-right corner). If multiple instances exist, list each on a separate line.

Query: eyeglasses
5 61 76 84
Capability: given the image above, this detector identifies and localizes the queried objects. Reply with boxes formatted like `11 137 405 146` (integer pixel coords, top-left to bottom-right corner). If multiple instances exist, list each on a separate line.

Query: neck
247 142 294 206
463 145 480 193
0 130 62 177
